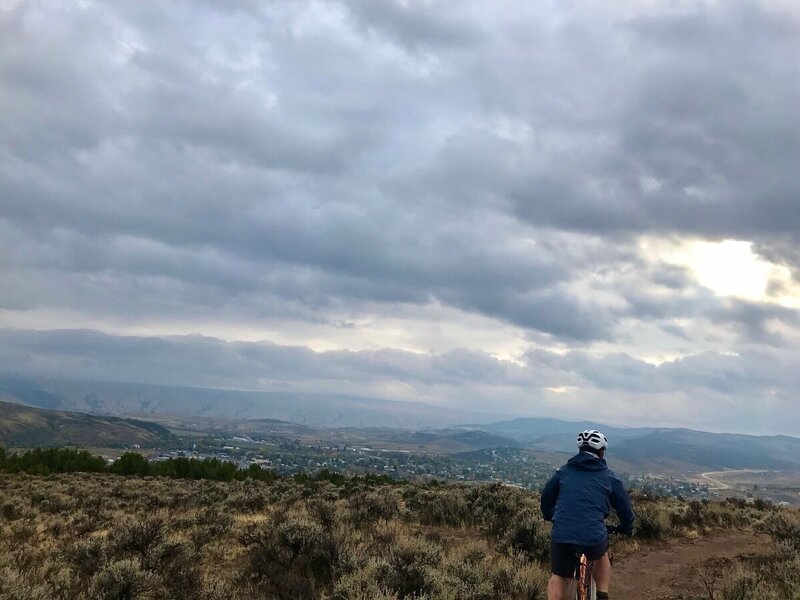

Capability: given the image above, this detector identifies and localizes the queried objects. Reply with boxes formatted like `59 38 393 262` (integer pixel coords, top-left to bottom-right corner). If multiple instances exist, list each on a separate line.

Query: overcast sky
1 0 800 434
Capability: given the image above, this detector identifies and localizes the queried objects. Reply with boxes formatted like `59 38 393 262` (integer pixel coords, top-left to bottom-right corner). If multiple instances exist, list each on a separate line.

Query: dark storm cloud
425 2 800 262
1 0 608 336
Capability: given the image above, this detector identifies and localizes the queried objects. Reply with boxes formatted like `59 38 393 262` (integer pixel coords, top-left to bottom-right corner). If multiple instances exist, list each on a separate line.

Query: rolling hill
3 377 800 473
479 416 800 472
613 428 800 471
0 399 175 448
479 417 656 449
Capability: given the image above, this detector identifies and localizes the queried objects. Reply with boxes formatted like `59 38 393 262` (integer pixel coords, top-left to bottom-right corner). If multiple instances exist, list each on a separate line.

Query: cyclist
540 430 635 600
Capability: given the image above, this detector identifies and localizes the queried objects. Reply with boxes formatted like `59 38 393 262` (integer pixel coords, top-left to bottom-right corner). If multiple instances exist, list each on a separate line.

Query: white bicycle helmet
577 429 608 451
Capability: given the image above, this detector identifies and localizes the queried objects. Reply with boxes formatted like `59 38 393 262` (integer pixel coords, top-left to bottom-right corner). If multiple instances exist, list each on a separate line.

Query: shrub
307 497 339 532
0 580 55 600
485 553 548 600
6 521 37 546
87 559 159 600
109 516 167 559
634 504 668 540
224 489 268 512
145 541 203 600
753 498 773 511
439 541 495 600
350 489 401 527
758 512 800 550
467 483 532 535
379 536 441 598
64 537 108 581
676 499 706 529
189 508 233 549
239 513 338 598
403 488 469 528
331 560 400 600
1 502 20 521
763 543 800 599
718 568 773 600
499 508 550 562
68 510 103 536
198 576 244 600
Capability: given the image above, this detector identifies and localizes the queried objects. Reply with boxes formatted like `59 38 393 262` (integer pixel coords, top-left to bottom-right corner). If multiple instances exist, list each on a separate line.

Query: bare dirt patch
613 530 772 600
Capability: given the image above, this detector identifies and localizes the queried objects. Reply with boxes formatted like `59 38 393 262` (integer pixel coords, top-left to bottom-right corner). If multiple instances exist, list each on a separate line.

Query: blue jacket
540 452 635 545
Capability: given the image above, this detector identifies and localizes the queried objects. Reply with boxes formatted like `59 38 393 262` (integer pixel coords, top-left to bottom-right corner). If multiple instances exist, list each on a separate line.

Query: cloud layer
1 1 799 433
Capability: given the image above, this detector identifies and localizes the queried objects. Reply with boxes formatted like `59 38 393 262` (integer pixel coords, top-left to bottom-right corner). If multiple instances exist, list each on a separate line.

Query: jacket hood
567 451 608 471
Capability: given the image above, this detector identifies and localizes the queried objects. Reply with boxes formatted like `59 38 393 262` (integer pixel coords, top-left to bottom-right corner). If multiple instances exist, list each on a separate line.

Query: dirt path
612 531 772 600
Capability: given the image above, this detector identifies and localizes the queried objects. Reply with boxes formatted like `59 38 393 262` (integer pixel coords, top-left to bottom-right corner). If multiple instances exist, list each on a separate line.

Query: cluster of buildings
127 439 718 500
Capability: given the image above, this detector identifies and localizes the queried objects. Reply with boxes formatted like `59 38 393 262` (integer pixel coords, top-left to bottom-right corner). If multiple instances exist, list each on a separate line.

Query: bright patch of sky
674 240 797 305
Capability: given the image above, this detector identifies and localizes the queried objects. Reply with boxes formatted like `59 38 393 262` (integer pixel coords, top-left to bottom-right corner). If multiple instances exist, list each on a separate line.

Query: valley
2 377 800 505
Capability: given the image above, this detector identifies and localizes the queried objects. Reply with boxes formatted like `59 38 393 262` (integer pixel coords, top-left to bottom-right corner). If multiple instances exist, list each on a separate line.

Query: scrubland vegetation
0 464 797 599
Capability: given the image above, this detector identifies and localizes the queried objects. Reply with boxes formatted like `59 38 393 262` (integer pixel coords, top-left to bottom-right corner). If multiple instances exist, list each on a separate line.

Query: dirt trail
612 531 772 600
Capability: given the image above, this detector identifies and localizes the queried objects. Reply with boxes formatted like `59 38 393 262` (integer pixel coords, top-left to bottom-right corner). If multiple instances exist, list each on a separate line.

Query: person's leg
547 574 568 600
549 541 578 600
592 552 611 595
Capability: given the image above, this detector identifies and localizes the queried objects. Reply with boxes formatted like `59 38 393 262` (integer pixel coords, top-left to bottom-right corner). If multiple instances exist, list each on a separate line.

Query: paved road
699 469 768 490
700 472 730 489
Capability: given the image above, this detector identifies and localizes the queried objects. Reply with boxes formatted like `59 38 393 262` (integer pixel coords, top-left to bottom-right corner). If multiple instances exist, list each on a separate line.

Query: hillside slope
0 399 174 448
614 428 800 471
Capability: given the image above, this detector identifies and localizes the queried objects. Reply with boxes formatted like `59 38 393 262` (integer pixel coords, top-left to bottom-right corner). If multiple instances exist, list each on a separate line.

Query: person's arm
540 470 561 521
610 476 635 535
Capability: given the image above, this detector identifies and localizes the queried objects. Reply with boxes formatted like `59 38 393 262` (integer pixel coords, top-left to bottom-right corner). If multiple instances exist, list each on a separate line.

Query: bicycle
565 525 619 600
565 551 595 600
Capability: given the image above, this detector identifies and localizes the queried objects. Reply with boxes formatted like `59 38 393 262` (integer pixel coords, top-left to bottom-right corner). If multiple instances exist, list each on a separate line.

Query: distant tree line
0 446 397 485
108 452 280 482
0 447 107 476
0 447 277 481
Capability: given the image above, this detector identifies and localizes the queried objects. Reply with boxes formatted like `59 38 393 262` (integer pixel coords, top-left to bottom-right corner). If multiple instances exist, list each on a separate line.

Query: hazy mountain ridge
613 429 800 471
2 377 800 472
0 399 174 448
481 417 800 471
0 377 505 429
479 417 658 449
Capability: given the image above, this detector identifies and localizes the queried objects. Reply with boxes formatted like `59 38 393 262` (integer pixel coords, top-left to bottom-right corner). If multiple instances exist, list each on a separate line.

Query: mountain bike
566 525 619 600
566 551 595 600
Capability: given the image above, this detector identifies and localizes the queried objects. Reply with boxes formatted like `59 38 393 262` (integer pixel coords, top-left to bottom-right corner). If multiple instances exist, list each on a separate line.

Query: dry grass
0 475 552 599
0 474 796 599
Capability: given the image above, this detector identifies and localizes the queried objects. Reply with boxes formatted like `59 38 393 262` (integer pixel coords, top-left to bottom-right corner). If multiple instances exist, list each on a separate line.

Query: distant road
700 469 768 490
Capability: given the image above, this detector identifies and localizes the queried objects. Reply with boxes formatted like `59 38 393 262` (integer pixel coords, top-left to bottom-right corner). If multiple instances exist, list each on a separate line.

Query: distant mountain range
475 417 657 449
0 399 174 448
0 377 505 429
478 417 800 472
2 376 799 472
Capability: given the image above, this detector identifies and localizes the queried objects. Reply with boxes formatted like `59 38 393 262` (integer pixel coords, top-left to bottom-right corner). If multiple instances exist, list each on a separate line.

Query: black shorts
550 540 608 578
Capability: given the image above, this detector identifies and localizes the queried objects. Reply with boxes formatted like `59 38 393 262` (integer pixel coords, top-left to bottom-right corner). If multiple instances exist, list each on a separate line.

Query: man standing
540 430 635 600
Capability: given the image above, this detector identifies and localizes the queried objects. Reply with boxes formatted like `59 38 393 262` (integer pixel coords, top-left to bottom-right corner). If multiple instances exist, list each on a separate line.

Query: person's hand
607 523 634 537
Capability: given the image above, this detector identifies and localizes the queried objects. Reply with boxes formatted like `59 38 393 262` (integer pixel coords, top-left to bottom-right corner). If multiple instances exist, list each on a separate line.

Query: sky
1 0 800 434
